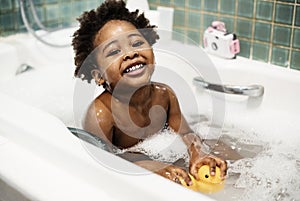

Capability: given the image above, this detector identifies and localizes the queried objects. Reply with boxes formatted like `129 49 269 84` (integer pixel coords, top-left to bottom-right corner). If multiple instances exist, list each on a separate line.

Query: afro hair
72 0 159 82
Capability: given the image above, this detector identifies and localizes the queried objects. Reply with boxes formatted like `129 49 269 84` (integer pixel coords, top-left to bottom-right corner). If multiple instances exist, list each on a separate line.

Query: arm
166 87 227 180
83 98 114 148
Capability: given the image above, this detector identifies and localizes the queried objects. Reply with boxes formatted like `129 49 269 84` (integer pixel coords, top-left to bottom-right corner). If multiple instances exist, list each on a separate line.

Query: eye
106 49 121 57
132 40 145 47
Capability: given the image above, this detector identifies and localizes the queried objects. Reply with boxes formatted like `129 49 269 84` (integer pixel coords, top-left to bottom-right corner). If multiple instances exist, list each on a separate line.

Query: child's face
93 20 155 91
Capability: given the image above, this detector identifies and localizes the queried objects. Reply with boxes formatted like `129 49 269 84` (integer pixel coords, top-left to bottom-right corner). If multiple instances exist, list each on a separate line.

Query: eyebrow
102 40 118 53
127 33 143 38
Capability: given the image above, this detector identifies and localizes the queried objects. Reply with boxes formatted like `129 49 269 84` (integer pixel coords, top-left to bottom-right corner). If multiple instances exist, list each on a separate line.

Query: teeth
124 64 144 73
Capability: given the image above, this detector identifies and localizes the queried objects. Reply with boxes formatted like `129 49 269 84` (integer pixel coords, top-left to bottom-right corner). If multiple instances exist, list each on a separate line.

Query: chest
112 100 169 148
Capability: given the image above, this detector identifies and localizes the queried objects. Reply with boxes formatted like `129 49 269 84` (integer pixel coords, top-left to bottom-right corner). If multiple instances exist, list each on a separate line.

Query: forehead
94 20 139 47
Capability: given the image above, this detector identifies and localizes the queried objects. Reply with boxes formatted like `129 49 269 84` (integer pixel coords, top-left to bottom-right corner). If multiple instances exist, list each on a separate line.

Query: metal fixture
193 76 264 97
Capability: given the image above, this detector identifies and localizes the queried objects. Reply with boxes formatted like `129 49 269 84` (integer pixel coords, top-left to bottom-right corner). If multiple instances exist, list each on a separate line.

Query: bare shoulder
83 91 113 130
151 82 176 95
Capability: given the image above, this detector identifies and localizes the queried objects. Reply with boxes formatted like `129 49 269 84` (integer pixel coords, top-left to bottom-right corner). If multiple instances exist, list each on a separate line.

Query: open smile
123 62 146 76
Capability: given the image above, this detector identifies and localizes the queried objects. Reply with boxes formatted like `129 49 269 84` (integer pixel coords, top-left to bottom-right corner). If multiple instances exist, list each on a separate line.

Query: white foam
123 128 189 164
229 142 300 201
119 120 300 201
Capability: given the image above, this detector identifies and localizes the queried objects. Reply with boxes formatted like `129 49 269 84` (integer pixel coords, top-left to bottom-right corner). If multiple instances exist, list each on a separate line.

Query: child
72 0 227 186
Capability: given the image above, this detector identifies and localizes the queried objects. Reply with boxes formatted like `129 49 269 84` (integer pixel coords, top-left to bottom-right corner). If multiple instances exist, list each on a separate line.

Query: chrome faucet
193 76 264 97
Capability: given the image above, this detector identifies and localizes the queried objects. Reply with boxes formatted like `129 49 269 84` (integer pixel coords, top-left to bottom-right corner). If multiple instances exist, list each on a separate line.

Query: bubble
121 128 189 164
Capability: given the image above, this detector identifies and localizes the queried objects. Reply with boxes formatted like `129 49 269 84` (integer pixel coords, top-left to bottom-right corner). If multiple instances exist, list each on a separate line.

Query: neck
112 83 152 106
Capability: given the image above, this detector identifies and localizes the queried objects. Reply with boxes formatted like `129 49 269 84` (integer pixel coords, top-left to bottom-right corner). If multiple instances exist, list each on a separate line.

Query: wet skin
83 20 227 186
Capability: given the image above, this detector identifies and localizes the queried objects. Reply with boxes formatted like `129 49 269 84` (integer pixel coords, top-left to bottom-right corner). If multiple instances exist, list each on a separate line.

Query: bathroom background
0 0 299 70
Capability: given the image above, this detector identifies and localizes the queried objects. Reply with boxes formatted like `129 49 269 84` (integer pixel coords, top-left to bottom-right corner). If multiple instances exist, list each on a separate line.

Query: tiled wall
0 0 299 70
0 0 104 35
149 0 300 70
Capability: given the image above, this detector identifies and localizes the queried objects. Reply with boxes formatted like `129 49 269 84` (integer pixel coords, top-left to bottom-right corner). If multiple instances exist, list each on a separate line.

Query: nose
123 51 139 60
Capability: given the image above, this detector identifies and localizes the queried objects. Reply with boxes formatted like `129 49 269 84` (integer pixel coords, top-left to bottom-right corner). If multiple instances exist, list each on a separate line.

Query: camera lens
212 42 218 51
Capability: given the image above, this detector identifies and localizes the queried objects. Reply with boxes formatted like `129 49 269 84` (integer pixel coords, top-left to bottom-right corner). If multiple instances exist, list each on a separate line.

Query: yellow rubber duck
180 165 225 193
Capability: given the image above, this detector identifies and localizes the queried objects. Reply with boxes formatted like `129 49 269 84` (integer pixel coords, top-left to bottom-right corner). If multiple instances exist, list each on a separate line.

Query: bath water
118 119 300 201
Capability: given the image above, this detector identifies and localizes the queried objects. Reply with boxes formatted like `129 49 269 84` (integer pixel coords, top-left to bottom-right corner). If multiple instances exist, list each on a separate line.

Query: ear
91 69 105 85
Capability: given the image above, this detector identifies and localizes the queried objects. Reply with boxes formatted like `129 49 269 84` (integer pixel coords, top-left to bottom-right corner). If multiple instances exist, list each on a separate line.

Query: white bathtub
0 28 299 201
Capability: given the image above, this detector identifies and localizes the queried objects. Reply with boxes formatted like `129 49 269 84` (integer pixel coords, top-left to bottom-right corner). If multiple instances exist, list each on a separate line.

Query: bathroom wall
0 0 299 70
0 0 103 35
149 0 300 70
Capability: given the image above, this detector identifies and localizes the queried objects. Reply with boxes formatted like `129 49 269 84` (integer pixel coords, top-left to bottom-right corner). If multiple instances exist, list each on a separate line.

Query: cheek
145 50 155 63
103 62 122 81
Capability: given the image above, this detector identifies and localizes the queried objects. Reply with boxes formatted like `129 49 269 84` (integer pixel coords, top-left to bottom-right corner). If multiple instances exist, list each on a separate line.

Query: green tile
219 16 234 32
254 22 272 42
159 0 171 6
187 30 200 45
188 11 201 29
45 0 58 3
236 19 252 39
204 0 218 12
237 0 254 18
275 3 294 25
0 13 15 30
252 42 269 62
148 0 158 4
256 1 273 21
173 9 185 27
172 28 185 43
149 4 157 10
45 20 61 28
220 0 236 15
72 1 88 18
60 3 72 18
291 50 300 70
87 1 99 10
296 6 300 26
12 0 20 9
46 4 59 21
271 47 289 67
293 28 300 48
15 11 24 30
277 0 295 3
174 0 185 7
188 0 202 10
0 0 13 10
203 14 217 30
273 25 291 46
239 39 251 58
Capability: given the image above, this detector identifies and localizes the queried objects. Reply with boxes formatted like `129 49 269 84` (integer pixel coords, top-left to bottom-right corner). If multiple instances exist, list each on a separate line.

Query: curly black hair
72 0 159 82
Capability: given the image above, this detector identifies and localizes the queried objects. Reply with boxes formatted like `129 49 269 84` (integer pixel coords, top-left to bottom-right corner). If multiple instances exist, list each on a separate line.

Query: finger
190 162 201 180
216 160 227 179
176 169 192 186
172 168 192 186
209 158 217 176
190 157 212 180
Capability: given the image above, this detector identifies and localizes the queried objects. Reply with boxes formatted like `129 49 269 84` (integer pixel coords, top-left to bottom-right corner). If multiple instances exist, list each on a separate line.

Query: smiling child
72 0 227 186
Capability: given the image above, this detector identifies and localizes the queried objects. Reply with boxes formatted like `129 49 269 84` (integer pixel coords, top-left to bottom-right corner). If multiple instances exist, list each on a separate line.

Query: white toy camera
203 21 240 59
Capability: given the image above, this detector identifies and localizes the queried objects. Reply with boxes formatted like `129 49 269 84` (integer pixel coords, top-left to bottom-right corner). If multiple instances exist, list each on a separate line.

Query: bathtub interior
1 28 300 201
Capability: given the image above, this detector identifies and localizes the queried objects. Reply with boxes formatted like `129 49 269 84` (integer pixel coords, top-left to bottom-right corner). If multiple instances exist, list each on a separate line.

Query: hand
135 160 192 186
189 153 227 180
155 164 192 186
182 133 227 180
